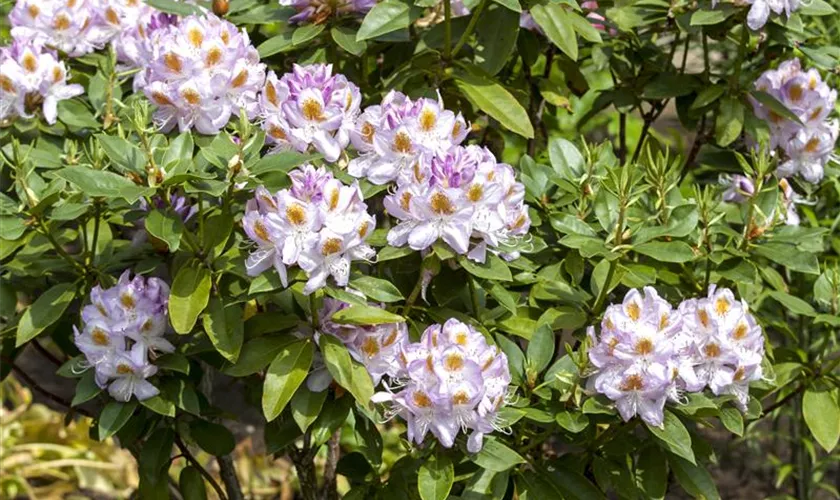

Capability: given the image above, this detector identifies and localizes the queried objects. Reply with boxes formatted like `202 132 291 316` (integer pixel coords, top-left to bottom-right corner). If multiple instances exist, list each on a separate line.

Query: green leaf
646 411 695 465
527 323 555 374
634 241 696 263
155 353 190 374
471 436 525 471
567 11 602 43
145 0 203 15
16 283 76 347
530 4 578 60
458 254 513 281
798 0 835 15
292 23 326 46
320 335 375 407
453 65 534 138
332 305 405 325
669 454 720 500
54 167 153 203
689 6 735 25
331 26 367 56
476 5 520 76
179 467 207 500
543 464 605 500
418 455 454 500
140 394 176 417
548 138 585 180
250 151 322 176
98 400 138 440
376 245 415 262
636 446 666 500
768 291 817 317
749 90 802 125
222 336 293 377
357 0 421 41
163 132 194 168
642 74 701 99
97 135 146 174
262 340 314 422
145 209 184 252
718 406 744 437
139 428 174 485
491 0 521 11
57 99 101 129
555 411 589 433
291 385 328 432
803 388 840 452
258 32 294 57
202 298 245 363
349 276 404 302
190 420 235 456
715 97 744 147
169 263 212 334
754 242 819 275
691 85 725 110
71 370 102 406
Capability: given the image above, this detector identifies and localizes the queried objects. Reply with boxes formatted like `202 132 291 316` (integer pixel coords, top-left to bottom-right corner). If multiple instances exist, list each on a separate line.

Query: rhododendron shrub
1 0 838 498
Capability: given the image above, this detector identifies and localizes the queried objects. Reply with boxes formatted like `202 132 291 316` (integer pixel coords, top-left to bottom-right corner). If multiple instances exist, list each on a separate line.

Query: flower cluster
372 319 511 453
587 286 764 427
720 174 802 226
743 0 799 31
281 0 375 24
116 10 178 77
259 64 361 163
752 58 838 183
242 165 375 294
381 144 531 262
140 14 266 134
10 0 105 57
73 271 173 402
307 297 409 392
347 90 468 185
0 38 83 125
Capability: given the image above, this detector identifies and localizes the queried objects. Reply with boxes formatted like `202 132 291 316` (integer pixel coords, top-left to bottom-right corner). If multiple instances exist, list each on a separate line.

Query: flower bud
213 0 230 16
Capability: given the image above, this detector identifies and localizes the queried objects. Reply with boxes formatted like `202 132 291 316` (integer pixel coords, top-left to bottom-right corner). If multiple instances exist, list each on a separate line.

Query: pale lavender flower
0 38 83 124
383 145 531 262
259 64 360 163
587 288 699 426
745 0 799 30
721 174 756 203
73 270 172 402
317 297 409 385
10 0 105 57
751 59 837 183
280 0 375 24
778 178 802 226
140 14 266 134
97 348 160 402
348 90 469 185
371 318 511 453
677 286 764 411
242 165 375 295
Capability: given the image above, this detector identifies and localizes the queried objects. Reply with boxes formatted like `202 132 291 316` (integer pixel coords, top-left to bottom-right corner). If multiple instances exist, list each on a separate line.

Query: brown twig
7 361 94 418
217 453 244 500
321 429 342 500
31 339 66 366
174 434 228 500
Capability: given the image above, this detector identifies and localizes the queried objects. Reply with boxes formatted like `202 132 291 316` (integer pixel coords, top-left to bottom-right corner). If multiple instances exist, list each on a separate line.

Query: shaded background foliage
1 0 839 498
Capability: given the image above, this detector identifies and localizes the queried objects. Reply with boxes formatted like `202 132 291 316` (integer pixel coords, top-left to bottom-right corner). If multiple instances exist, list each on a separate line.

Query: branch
7 361 93 418
174 434 228 500
321 429 342 500
217 454 244 500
